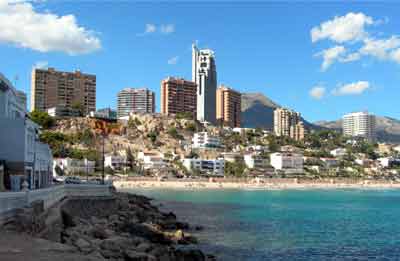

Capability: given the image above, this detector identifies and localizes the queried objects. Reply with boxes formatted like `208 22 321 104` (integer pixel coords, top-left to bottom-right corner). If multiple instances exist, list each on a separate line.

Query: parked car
65 176 82 184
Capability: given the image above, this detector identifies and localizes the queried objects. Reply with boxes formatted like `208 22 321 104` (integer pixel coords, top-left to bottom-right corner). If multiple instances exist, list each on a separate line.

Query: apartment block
117 88 155 118
274 108 305 141
161 77 197 118
342 111 376 142
216 85 241 127
31 68 96 115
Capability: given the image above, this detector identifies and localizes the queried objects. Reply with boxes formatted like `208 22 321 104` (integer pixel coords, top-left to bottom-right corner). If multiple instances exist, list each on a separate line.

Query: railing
0 184 112 224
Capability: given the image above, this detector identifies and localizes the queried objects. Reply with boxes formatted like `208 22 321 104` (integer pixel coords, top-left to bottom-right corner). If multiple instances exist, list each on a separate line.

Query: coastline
114 178 400 191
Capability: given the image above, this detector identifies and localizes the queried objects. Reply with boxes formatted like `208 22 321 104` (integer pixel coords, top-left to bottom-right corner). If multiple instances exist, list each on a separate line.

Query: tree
71 101 84 116
176 112 193 120
147 131 158 143
168 127 182 140
30 110 54 129
224 161 246 177
185 122 196 132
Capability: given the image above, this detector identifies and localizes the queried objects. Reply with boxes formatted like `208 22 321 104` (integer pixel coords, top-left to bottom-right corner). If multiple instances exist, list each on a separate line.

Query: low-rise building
244 153 268 169
0 73 53 190
220 152 243 163
270 152 303 174
192 132 221 149
393 145 400 154
137 152 166 170
330 148 347 157
182 158 224 176
377 143 393 155
47 105 81 117
377 157 400 168
53 158 95 175
320 158 339 168
89 108 117 120
105 154 128 171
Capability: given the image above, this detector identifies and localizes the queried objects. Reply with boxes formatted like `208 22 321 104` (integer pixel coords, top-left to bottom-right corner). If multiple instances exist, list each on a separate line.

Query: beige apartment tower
161 77 197 118
274 108 305 141
216 85 241 127
31 68 96 115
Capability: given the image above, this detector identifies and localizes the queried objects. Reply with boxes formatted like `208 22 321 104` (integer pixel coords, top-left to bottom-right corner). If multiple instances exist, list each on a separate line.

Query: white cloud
145 23 156 33
160 24 174 34
311 12 373 43
0 0 101 55
32 60 48 69
309 86 326 100
138 23 175 36
332 81 370 96
167 56 179 65
316 45 346 71
360 36 400 60
390 48 400 63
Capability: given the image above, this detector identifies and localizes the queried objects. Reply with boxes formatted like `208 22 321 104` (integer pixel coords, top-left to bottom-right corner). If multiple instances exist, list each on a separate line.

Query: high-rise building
192 44 217 124
161 77 197 118
274 108 305 141
30 68 96 115
342 111 376 142
216 85 241 127
117 88 155 118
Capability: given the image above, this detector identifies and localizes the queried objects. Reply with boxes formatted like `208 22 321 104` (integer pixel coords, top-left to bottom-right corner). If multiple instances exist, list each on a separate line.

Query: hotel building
342 111 376 142
117 88 155 118
216 85 241 127
30 68 96 115
274 108 305 141
160 77 197 118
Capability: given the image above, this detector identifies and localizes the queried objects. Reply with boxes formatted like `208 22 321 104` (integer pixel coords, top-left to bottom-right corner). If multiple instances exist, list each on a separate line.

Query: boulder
74 238 94 254
124 250 156 261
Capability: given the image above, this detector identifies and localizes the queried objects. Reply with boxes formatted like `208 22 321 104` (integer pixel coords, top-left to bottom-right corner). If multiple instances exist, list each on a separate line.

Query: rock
124 250 156 261
89 224 113 239
74 238 94 254
122 223 172 244
175 249 206 261
135 242 152 253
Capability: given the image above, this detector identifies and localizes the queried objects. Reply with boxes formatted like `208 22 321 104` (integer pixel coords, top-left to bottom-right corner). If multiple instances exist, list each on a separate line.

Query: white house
377 157 400 168
192 132 221 149
330 148 347 157
182 158 225 176
137 151 166 170
105 154 128 170
244 153 268 169
53 158 95 175
394 145 400 154
270 152 303 174
0 73 53 190
320 158 339 168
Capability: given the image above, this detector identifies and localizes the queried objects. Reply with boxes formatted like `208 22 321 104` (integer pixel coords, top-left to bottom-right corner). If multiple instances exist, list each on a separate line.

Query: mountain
315 116 400 143
241 93 279 130
241 92 323 131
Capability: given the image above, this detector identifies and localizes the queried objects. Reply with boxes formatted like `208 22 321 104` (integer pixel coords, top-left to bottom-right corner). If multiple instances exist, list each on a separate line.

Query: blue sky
1 1 400 122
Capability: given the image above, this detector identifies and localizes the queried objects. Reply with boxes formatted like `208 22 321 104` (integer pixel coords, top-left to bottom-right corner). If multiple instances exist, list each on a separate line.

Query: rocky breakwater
60 192 214 261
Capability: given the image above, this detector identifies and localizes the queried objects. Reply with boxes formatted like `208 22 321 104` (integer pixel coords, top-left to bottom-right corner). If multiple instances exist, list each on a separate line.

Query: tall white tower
192 44 217 124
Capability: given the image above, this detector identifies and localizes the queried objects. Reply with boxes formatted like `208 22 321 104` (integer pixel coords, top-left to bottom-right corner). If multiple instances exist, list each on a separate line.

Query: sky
1 1 400 122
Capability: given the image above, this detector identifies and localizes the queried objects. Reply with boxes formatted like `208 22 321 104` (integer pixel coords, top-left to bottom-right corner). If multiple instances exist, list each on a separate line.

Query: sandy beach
113 178 400 190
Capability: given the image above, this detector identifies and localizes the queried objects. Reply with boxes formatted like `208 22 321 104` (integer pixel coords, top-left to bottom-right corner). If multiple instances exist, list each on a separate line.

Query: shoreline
113 179 400 191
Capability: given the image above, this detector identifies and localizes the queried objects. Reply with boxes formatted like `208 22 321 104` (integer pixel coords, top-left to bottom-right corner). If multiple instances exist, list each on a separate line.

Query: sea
120 188 400 260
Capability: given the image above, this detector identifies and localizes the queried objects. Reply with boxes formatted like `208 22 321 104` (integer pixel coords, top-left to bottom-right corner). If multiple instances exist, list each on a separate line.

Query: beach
113 177 400 190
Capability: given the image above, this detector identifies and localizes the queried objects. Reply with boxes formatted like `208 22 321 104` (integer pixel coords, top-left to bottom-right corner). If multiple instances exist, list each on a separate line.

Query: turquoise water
121 188 400 260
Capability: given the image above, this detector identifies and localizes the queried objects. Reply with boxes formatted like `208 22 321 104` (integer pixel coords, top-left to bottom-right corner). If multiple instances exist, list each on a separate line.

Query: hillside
241 92 322 131
315 116 400 143
45 115 203 159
